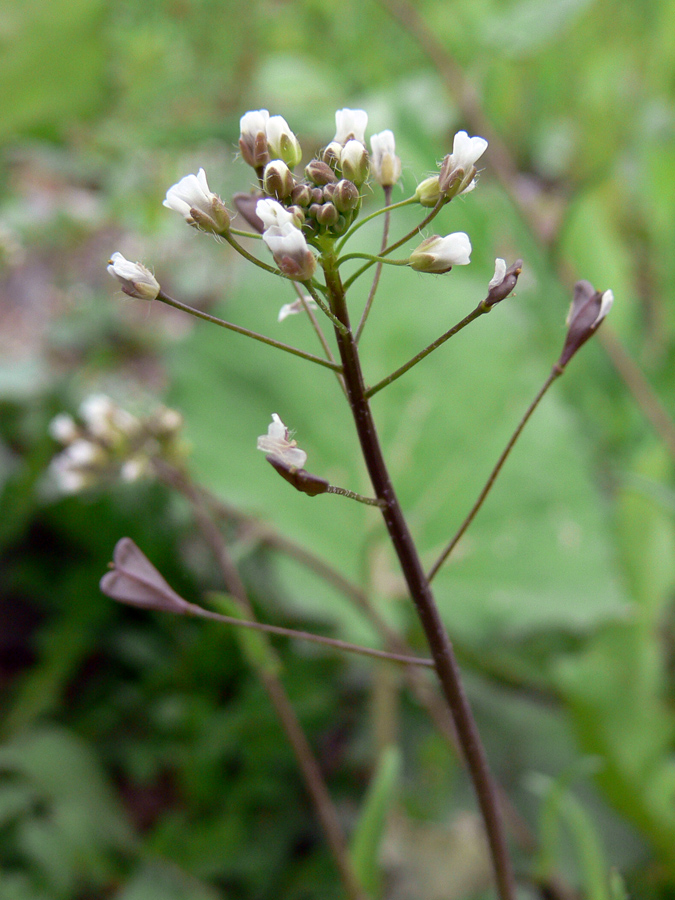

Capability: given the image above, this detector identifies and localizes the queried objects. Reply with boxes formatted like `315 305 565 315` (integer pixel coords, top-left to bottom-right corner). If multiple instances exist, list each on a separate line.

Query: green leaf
350 745 402 897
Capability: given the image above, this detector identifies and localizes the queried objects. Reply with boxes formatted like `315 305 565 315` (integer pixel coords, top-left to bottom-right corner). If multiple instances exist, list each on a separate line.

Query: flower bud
262 222 317 281
291 183 313 207
263 159 295 200
334 108 368 145
265 115 302 168
239 109 271 169
107 252 160 300
305 159 338 186
408 233 472 273
370 130 402 188
316 202 339 227
266 456 330 496
340 140 369 186
558 281 614 369
484 258 522 308
332 179 360 212
322 141 343 169
163 169 230 234
414 175 442 208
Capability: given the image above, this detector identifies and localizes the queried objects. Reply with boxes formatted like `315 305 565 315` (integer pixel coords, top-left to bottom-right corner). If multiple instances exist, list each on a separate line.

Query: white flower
334 108 368 145
409 232 472 273
120 457 149 482
240 109 270 138
439 131 489 197
49 413 78 444
449 131 488 172
370 130 402 187
488 258 507 289
257 414 307 468
266 115 302 168
163 168 229 233
107 252 160 301
256 198 298 230
262 222 316 281
278 295 318 322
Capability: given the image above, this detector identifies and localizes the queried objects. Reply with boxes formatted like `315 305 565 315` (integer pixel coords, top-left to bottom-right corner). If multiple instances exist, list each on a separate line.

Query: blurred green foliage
1 0 675 897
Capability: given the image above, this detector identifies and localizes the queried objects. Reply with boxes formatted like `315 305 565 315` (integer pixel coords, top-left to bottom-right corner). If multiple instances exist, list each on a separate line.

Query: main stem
323 259 516 900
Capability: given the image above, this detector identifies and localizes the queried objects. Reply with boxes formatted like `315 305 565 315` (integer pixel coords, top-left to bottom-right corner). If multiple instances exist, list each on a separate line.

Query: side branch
428 366 562 582
157 291 342 372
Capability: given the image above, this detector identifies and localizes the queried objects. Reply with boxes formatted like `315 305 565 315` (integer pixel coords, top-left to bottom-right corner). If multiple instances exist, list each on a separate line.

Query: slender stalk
428 366 562 582
303 281 350 335
326 485 385 507
184 604 434 667
322 255 516 900
356 186 393 343
343 200 446 290
291 282 339 366
157 291 342 372
337 195 416 252
224 231 278 275
158 464 369 900
366 302 487 399
338 253 408 267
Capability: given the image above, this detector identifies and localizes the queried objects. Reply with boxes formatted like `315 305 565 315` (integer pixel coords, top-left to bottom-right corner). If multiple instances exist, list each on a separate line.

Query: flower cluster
49 395 185 493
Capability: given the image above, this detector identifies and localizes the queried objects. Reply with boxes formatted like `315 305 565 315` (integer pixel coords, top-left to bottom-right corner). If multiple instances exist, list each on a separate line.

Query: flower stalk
321 252 517 900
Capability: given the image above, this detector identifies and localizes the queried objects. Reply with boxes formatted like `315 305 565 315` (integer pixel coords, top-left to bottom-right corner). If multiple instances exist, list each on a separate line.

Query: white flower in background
49 439 103 494
49 413 78 444
257 414 307 468
163 168 230 233
107 253 160 301
409 232 472 273
239 109 270 168
79 394 140 441
262 222 317 281
334 108 368 145
278 295 318 322
256 198 299 230
488 258 507 289
120 457 150 483
266 115 302 168
370 130 402 188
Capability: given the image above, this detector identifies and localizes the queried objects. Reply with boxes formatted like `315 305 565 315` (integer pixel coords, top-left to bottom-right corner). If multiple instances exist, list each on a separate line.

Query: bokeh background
2 0 675 897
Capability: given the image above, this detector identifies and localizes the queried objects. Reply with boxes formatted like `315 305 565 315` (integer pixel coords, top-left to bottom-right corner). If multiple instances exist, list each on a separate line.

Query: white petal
334 108 368 144
489 258 507 289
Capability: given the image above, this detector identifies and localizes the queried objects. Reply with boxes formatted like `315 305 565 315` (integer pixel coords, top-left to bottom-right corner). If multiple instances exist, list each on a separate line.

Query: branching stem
322 252 516 900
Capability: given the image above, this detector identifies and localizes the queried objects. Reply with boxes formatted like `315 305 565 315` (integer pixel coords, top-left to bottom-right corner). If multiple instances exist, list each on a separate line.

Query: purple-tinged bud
558 281 613 369
322 183 336 201
308 203 323 220
263 159 295 200
291 183 313 207
266 456 330 496
305 159 338 186
484 259 522 308
438 131 488 197
262 223 317 281
322 141 343 169
311 187 324 204
316 202 339 227
286 205 305 226
332 179 360 213
239 109 271 169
